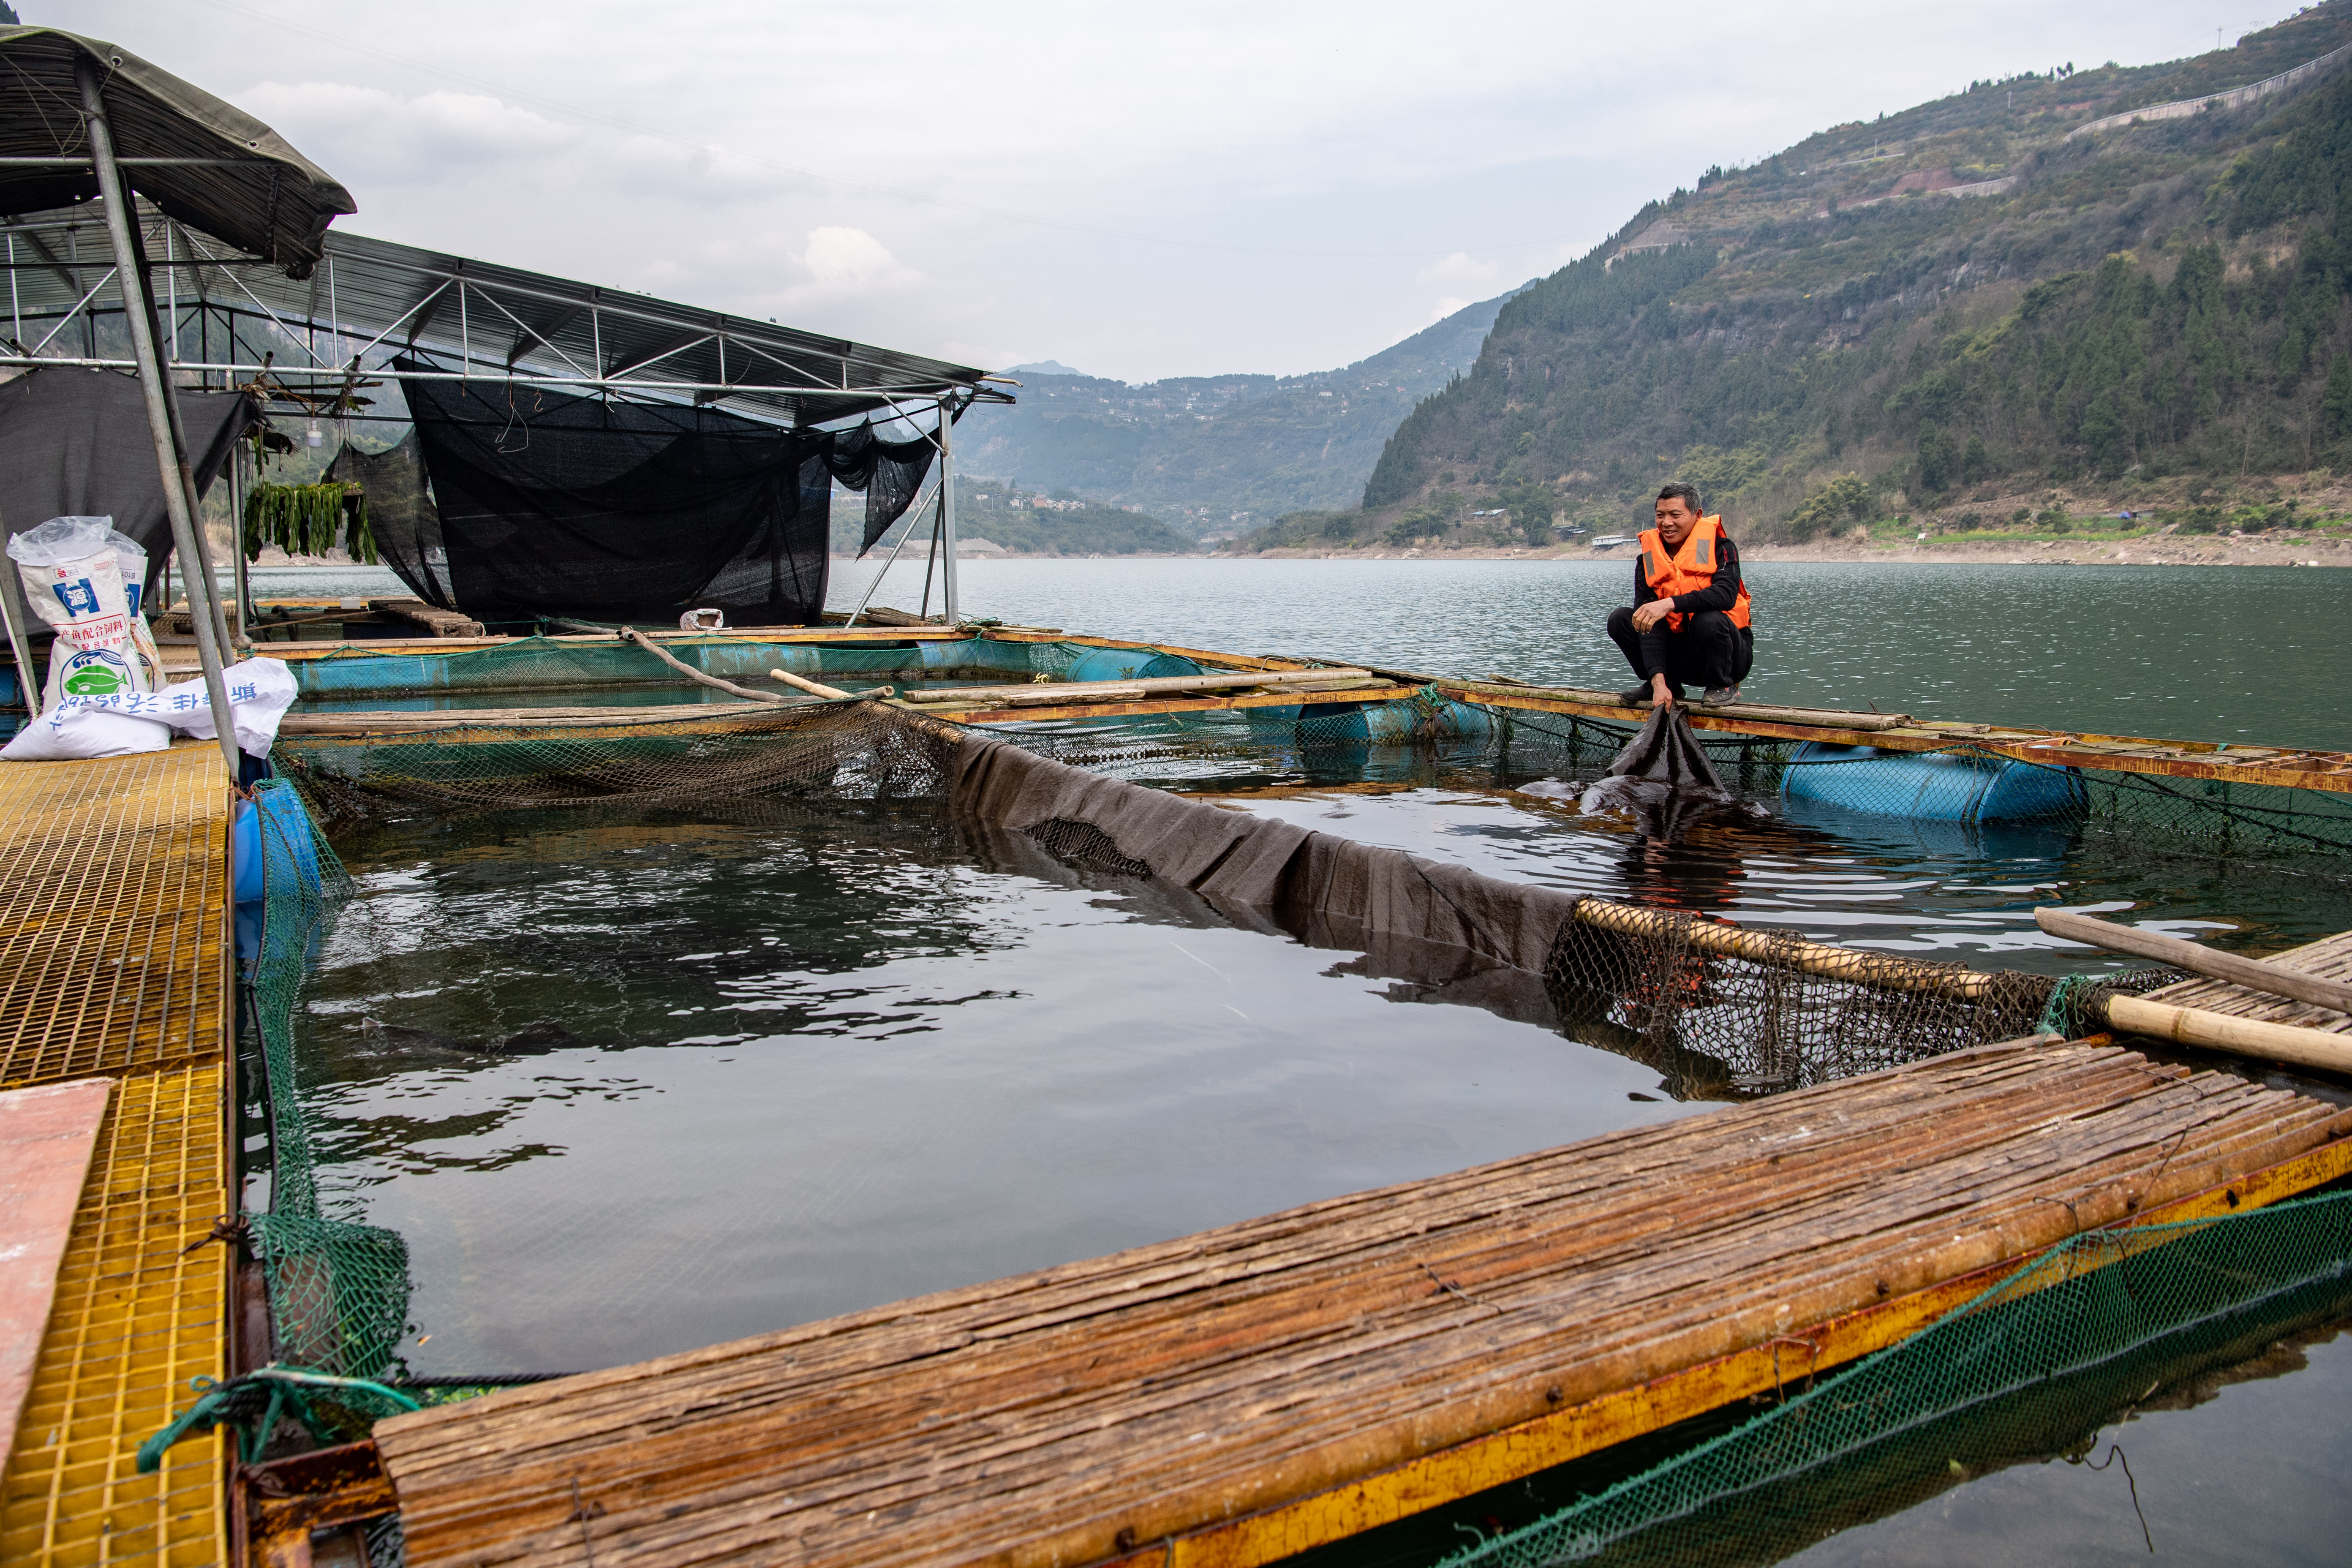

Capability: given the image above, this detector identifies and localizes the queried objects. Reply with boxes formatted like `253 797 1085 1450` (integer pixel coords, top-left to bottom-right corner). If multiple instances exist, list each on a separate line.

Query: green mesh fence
1433 1188 2352 1568
287 630 1062 702
997 701 2352 870
243 776 417 1383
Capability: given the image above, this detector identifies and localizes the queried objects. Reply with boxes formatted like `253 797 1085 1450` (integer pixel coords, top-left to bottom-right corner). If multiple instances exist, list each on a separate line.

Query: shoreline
1210 533 2350 566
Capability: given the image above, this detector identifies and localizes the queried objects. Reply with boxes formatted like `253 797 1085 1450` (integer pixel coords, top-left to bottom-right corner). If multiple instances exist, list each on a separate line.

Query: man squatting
1606 482 1753 710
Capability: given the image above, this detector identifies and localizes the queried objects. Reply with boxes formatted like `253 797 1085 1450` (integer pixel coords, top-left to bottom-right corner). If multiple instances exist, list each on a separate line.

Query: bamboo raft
371 1038 2352 1568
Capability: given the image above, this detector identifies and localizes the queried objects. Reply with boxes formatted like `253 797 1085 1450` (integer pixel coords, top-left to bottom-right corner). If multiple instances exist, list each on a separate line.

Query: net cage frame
229 681 2352 1559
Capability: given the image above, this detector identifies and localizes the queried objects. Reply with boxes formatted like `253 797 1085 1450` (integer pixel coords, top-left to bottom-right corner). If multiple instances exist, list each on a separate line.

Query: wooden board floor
375 1038 2352 1568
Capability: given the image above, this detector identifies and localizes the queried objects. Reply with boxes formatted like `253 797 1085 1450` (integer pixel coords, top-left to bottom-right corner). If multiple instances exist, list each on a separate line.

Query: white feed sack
6 514 163 706
1 657 299 763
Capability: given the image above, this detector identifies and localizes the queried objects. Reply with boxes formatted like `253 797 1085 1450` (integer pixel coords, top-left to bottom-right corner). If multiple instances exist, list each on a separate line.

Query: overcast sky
44 1 2302 381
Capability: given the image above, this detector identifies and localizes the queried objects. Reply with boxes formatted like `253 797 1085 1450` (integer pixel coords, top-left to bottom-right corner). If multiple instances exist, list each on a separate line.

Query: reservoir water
265 556 2351 1565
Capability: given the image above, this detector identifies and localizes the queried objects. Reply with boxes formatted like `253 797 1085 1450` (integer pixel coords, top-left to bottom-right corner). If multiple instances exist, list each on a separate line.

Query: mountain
955 286 1528 536
830 480 1193 556
1004 360 1088 377
951 481 1194 555
1339 4 2352 547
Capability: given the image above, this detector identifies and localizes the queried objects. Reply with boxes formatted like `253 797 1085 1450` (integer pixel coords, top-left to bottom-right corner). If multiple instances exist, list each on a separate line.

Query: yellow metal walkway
0 745 233 1567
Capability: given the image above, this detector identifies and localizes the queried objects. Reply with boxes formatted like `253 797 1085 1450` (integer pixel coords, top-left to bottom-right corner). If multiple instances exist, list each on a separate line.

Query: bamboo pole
769 668 854 700
1568 898 2352 1076
1568 898 2001 1001
2036 907 2352 1015
616 626 793 704
898 667 1375 707
2104 994 2352 1075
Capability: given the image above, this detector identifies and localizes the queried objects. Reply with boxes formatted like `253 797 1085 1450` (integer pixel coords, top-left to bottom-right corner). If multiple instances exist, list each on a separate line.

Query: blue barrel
234 781 324 906
1062 648 1204 683
1295 696 1494 743
919 637 1041 678
1781 742 2083 822
231 800 264 904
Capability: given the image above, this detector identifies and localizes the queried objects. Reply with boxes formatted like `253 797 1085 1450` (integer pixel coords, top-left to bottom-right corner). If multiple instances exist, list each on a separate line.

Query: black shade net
0 365 252 609
392 360 938 626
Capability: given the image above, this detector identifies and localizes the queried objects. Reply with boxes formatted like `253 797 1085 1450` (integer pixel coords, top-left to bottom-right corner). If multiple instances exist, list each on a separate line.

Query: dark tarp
1577 708 1764 839
392 362 938 626
329 433 443 604
0 27 354 277
0 365 252 613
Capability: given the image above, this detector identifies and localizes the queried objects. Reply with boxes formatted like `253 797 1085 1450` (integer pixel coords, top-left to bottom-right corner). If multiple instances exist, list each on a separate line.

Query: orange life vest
1639 514 1752 633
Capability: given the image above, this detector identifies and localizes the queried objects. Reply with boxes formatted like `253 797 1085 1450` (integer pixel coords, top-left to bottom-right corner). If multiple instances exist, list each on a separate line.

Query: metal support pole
840 474 942 628
230 439 253 636
0 516 42 719
122 204 234 656
937 398 958 626
78 58 240 779
919 501 942 622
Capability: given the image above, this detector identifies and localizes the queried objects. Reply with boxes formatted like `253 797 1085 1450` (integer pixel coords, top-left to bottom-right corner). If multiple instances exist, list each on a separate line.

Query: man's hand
1631 597 1675 634
1650 674 1674 709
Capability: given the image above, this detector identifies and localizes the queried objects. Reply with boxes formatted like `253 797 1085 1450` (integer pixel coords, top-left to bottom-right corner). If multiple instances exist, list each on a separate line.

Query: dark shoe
1617 685 1653 706
1701 685 1742 708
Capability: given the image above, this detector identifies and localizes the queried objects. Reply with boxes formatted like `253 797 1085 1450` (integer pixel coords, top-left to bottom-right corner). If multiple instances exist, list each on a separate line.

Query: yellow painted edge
1091 1133 2352 1568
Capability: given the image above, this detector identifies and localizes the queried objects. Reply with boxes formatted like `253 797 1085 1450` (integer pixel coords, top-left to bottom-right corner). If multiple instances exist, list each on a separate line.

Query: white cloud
56 0 2269 378
800 228 922 295
1417 252 1501 290
237 82 575 187
1429 296 1473 323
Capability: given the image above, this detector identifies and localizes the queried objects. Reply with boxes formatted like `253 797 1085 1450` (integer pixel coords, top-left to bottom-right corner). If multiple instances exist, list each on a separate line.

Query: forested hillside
1338 4 2352 547
953 286 1525 536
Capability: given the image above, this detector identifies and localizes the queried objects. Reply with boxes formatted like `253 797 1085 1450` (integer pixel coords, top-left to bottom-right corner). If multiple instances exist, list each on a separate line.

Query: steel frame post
77 58 241 779
230 439 252 641
938 397 958 625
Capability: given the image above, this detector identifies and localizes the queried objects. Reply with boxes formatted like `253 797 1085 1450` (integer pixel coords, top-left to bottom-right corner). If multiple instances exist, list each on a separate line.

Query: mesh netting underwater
229 692 2352 1563
1426 1186 2352 1568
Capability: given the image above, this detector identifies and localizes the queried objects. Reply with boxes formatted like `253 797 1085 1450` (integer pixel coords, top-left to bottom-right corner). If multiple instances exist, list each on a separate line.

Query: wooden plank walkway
0 746 233 1568
2146 928 2352 1037
375 1038 2352 1568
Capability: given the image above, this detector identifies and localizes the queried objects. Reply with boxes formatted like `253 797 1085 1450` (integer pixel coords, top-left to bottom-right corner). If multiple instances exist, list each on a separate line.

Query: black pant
1607 607 1753 692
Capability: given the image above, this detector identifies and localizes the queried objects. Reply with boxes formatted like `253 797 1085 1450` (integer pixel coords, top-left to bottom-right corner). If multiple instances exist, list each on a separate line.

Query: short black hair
1657 482 1703 512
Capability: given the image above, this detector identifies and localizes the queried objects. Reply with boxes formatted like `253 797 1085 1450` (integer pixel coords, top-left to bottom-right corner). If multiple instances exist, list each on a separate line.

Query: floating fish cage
193 623 2352 1568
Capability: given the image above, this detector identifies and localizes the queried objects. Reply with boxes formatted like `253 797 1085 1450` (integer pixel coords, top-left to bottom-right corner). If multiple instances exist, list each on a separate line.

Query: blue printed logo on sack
60 647 134 697
52 577 101 617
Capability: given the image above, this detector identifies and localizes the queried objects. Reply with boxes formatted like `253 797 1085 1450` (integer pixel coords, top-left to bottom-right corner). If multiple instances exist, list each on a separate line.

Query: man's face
1654 495 1699 545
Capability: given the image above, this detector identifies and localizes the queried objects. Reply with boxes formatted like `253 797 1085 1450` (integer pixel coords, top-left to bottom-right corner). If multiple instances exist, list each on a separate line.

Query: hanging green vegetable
242 482 378 566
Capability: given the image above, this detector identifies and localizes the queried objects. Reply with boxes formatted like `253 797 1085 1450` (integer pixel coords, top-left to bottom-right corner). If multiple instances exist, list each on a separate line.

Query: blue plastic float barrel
1061 648 1204 682
231 783 326 908
231 800 264 904
1780 742 2083 822
1249 694 1493 743
919 638 1046 678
